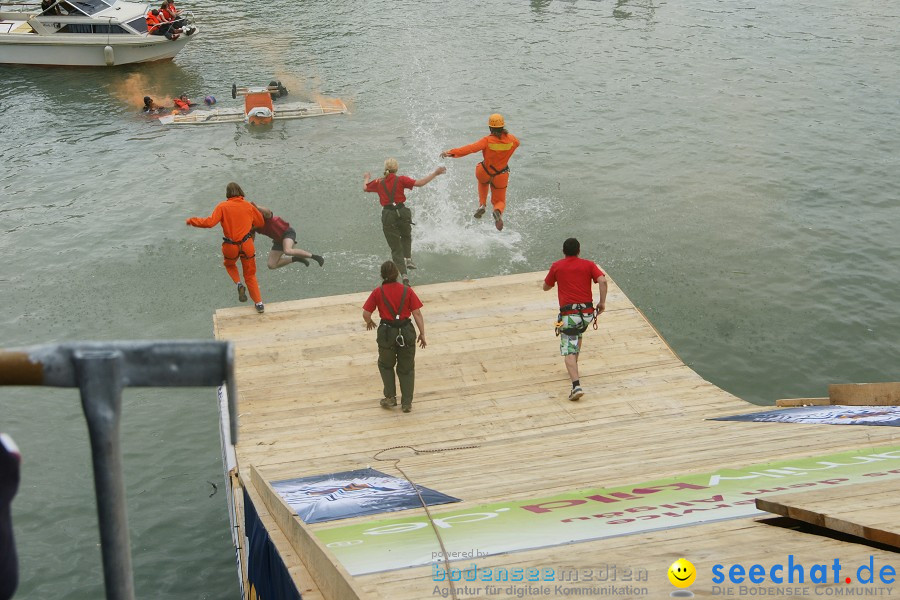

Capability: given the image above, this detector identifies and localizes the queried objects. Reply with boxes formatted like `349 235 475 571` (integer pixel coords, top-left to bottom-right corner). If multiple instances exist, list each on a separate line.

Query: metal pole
73 350 135 600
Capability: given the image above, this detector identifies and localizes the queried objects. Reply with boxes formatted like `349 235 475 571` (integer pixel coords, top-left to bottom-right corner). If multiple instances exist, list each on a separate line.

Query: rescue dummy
251 204 325 270
186 182 267 313
441 113 520 231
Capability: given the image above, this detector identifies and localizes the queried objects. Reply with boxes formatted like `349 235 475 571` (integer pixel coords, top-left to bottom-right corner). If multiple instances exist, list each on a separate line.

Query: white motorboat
0 0 198 66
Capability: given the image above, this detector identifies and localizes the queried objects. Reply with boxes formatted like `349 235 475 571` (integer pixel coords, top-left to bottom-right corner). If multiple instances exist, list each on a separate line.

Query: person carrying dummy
441 113 520 231
362 261 427 413
363 159 445 283
186 182 267 314
251 204 325 270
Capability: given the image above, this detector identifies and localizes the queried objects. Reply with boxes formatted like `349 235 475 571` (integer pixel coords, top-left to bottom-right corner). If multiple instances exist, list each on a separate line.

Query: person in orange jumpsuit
186 182 267 313
441 113 520 231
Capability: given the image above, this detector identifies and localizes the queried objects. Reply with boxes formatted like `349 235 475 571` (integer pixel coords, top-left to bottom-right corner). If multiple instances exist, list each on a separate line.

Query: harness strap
222 231 255 259
480 162 510 190
222 231 253 245
555 302 599 336
381 175 400 207
380 283 409 323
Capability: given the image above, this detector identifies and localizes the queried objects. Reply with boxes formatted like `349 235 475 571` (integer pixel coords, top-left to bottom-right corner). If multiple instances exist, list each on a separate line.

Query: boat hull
0 34 191 66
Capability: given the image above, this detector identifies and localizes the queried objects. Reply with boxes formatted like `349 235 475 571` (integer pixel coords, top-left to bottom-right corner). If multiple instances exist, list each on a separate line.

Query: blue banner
243 489 302 600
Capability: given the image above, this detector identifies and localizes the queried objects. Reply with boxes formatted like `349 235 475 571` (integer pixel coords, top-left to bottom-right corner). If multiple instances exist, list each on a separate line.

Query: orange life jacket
145 11 160 33
174 98 190 110
160 6 176 22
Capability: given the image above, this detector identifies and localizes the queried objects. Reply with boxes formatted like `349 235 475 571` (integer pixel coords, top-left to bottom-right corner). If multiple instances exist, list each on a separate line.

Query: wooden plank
829 382 900 406
755 480 900 549
775 397 830 407
249 465 368 600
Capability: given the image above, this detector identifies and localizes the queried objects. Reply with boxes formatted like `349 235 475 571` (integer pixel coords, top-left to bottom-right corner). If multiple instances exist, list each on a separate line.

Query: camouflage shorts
559 313 594 356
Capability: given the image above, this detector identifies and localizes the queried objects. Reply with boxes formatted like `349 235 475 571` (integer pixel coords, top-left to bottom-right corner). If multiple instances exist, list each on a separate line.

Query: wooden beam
775 397 830 407
249 465 367 600
829 382 900 406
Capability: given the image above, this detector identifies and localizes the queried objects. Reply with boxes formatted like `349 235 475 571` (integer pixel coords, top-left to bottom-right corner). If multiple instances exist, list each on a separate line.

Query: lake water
1 0 898 597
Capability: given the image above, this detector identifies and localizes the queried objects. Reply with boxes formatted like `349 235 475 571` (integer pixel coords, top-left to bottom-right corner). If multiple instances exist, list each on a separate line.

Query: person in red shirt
251 205 325 270
441 113 520 231
363 159 445 283
186 182 267 313
543 237 608 401
362 261 427 413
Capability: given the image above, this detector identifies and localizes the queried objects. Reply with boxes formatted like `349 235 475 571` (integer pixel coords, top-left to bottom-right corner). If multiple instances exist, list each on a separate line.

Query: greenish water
1 0 898 597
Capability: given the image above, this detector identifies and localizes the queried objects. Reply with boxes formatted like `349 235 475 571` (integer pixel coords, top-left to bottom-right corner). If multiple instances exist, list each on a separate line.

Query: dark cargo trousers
381 204 413 276
377 320 417 410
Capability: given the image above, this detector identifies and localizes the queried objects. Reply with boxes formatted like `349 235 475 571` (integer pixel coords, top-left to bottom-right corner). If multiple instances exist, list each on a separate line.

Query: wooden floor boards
214 272 900 599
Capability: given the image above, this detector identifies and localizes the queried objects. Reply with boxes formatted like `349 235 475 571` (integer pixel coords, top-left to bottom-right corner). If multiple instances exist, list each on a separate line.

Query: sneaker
401 405 411 413
311 254 325 267
405 259 417 270
237 282 247 303
255 302 265 314
473 205 486 219
493 209 504 231
380 396 397 409
292 256 310 266
568 386 584 402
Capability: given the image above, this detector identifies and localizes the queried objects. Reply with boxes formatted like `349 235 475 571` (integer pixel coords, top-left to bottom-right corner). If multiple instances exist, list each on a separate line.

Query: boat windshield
64 0 113 16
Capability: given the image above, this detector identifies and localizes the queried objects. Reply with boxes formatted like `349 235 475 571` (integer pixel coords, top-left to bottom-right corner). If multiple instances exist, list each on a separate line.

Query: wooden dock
213 271 900 599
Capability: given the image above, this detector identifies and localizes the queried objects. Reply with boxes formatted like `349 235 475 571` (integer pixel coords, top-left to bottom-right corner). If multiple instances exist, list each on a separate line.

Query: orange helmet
488 113 505 128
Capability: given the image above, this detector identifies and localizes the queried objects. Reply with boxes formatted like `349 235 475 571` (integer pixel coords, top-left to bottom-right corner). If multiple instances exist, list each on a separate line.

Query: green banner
315 445 900 575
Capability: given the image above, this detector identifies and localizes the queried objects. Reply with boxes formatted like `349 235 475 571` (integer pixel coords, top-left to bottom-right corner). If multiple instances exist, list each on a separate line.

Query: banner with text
712 405 900 426
315 445 900 575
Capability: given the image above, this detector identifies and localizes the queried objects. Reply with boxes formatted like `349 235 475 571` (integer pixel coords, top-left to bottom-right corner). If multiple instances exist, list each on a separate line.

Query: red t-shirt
544 256 604 307
256 216 290 240
365 174 416 206
363 282 423 320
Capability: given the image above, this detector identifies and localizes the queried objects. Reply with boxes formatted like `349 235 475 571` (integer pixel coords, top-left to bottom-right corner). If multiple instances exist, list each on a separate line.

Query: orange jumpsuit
186 195 265 304
445 133 520 214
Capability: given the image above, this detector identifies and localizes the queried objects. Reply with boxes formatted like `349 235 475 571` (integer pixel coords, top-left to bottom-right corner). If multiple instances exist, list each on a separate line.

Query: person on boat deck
40 0 61 16
250 204 325 271
160 0 193 34
186 182 267 314
173 93 192 112
146 8 181 40
440 113 520 232
543 237 607 402
362 261 427 414
363 159 445 283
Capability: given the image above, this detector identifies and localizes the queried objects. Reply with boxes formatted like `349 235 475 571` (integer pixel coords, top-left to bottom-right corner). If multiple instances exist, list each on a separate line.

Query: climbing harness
222 231 255 258
555 302 600 337
479 161 510 190
379 284 410 347
373 443 481 600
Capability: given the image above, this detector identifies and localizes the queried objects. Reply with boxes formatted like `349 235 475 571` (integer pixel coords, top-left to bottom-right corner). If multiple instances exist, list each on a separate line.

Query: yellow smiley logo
668 558 696 588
